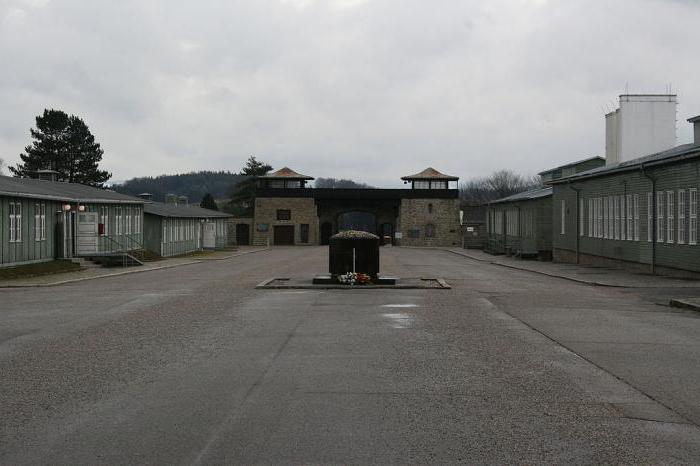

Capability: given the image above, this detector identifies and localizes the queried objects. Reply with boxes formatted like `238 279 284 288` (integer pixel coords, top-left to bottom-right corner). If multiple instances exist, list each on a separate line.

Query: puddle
382 313 415 328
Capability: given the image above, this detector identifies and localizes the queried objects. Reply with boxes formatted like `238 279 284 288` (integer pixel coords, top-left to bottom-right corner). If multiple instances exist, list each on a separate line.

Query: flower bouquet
337 272 372 285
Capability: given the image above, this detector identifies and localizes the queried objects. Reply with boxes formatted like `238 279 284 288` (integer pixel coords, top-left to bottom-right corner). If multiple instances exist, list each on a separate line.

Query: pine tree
200 193 219 211
228 156 272 216
10 109 111 186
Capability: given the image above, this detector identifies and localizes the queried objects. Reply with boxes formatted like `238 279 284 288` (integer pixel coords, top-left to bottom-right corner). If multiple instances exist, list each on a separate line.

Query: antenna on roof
625 82 629 94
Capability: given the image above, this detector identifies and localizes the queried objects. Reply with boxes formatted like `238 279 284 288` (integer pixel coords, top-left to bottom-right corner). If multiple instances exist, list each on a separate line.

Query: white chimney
689 116 700 145
605 94 677 165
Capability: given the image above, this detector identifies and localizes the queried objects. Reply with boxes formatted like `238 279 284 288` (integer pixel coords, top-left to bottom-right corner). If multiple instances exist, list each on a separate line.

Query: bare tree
460 170 541 205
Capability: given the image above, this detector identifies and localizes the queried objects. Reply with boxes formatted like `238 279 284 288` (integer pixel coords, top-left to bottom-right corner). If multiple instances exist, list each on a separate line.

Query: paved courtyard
2 247 700 464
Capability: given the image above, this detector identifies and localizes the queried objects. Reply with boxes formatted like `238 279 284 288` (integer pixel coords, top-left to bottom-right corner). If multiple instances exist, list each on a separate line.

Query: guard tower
258 167 314 189
397 168 461 247
401 167 459 189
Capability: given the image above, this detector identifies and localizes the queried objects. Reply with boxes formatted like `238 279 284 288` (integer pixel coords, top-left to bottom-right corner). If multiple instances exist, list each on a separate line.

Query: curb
444 248 625 288
0 247 270 289
193 247 269 261
669 299 700 312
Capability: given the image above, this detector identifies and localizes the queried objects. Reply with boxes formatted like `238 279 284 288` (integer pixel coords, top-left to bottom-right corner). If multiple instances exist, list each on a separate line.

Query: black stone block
329 231 380 278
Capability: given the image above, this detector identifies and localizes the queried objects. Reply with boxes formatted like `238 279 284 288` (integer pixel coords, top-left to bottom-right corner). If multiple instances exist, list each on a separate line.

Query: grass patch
0 260 82 280
172 250 217 259
131 249 163 262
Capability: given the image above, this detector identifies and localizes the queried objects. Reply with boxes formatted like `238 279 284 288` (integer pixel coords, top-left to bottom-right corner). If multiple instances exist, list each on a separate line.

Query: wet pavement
1 247 700 464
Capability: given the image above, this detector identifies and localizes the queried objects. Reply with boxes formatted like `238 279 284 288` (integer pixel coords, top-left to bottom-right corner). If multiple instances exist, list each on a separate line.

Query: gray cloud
1 0 698 186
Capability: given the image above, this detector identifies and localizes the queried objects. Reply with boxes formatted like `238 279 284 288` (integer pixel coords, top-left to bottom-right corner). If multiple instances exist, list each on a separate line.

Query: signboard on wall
394 232 403 239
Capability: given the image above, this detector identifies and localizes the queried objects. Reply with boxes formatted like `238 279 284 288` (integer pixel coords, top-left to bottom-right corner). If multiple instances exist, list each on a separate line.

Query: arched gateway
240 166 461 247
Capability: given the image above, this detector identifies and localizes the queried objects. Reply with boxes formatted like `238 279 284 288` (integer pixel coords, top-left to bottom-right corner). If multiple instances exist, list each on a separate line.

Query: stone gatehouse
233 167 461 247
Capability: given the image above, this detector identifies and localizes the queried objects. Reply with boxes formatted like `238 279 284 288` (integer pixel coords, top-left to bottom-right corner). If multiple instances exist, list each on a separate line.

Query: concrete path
1 247 700 464
448 248 700 288
0 247 267 288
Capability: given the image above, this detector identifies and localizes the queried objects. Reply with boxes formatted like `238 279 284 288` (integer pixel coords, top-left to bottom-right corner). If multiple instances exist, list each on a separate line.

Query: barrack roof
401 167 459 181
537 156 605 176
0 175 143 204
143 202 233 218
259 167 314 180
550 143 700 184
488 186 553 205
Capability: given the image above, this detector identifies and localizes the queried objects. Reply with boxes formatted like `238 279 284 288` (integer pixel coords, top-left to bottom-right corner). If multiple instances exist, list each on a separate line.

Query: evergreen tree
228 156 272 216
10 109 111 186
200 192 219 211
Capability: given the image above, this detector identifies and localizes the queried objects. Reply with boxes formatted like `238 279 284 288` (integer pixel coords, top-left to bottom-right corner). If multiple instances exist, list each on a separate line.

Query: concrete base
258 277 449 289
312 274 397 285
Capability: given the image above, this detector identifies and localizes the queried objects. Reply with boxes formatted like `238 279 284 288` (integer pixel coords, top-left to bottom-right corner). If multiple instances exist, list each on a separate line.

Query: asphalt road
1 247 700 464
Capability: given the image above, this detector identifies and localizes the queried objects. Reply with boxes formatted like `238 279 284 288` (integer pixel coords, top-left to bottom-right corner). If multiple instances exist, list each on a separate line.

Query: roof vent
32 169 59 182
165 193 178 204
138 193 153 201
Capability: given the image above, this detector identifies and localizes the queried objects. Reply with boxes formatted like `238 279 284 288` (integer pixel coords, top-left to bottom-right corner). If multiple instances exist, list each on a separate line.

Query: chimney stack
688 116 700 145
605 94 677 165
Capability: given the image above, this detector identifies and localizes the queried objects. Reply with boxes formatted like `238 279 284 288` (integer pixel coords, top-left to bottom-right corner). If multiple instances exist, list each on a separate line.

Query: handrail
101 234 144 267
122 233 145 251
101 234 125 252
98 235 126 267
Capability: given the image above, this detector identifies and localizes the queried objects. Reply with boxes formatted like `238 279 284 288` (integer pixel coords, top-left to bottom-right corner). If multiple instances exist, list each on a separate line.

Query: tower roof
401 167 458 181
259 167 314 180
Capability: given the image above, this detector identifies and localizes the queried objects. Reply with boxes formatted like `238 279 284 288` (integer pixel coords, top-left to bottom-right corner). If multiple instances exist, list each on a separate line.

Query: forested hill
112 171 245 203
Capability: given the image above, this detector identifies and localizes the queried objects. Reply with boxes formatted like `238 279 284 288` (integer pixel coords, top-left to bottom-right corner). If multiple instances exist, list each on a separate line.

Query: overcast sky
1 0 698 187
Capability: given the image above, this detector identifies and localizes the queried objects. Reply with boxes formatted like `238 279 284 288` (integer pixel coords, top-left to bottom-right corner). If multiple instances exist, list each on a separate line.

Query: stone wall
228 218 252 246
253 197 319 246
397 198 461 247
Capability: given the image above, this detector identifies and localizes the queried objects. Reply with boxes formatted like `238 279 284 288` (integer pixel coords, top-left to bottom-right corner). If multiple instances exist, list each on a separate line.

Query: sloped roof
550 143 700 184
143 202 233 218
259 167 314 180
538 156 605 176
0 175 144 203
489 186 553 205
401 167 459 181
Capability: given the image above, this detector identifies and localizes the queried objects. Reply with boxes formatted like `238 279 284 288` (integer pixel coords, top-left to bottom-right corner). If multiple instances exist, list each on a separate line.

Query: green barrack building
485 157 605 259
0 174 144 267
143 202 232 257
551 121 700 275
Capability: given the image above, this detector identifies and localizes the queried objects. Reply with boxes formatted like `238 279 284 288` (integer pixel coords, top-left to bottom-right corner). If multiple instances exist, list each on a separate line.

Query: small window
9 202 22 243
414 181 429 189
428 203 433 214
425 224 436 238
300 224 309 243
276 209 291 221
408 229 420 239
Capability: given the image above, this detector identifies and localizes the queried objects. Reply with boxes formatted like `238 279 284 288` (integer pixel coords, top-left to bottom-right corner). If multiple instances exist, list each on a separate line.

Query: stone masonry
253 197 319 246
397 198 461 247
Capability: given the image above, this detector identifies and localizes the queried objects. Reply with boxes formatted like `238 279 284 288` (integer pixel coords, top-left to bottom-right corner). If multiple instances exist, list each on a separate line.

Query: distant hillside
113 171 245 203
